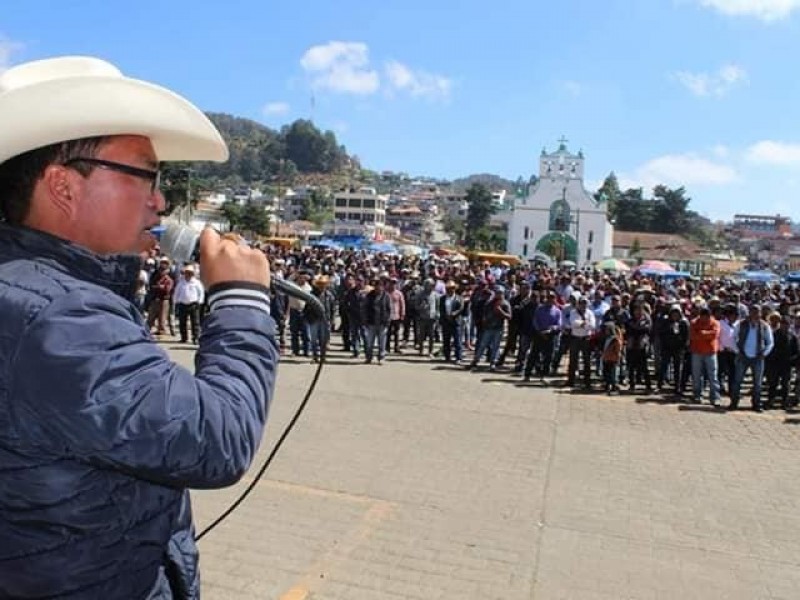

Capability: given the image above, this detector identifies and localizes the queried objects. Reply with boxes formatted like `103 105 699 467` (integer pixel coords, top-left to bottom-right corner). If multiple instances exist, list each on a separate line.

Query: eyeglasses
64 157 161 195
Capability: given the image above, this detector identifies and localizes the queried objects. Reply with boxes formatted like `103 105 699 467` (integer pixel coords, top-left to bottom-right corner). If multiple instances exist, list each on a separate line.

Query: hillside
189 113 350 184
183 113 528 197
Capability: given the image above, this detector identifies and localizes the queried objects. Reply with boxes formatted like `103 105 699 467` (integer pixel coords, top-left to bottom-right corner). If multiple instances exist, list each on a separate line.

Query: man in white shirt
173 264 205 344
717 304 738 396
730 304 774 412
567 296 596 388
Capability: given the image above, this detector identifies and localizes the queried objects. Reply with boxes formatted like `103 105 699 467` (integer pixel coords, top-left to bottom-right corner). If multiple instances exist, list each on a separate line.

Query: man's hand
199 228 270 289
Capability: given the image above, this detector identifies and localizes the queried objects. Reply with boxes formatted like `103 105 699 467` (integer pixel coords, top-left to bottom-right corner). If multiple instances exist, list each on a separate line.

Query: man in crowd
439 280 465 363
525 291 562 382
469 284 511 372
415 278 440 357
173 264 204 344
386 277 405 354
765 315 798 409
731 304 774 412
288 271 312 357
148 257 175 335
363 277 391 365
689 305 721 406
657 305 689 395
566 296 596 389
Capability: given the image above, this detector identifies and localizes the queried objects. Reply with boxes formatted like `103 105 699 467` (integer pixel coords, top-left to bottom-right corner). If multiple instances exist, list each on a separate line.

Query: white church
507 139 612 267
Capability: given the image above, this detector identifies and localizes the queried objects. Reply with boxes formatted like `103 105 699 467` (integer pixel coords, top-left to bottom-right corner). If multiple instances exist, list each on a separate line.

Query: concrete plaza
167 343 800 599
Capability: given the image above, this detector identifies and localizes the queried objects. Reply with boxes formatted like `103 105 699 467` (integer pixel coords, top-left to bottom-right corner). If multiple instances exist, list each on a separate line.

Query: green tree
441 214 465 245
464 183 496 249
283 120 348 173
240 203 271 237
220 201 243 232
615 188 653 231
195 113 349 182
595 172 622 221
651 185 691 234
300 188 333 228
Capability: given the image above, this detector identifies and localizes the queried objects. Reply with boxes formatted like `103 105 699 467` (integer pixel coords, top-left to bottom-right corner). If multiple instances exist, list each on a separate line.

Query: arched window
524 226 529 239
549 200 570 231
588 230 594 244
523 243 528 256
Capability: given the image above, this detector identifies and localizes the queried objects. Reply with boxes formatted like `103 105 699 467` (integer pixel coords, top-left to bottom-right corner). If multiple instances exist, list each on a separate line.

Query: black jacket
439 294 464 323
657 316 689 353
363 290 391 326
767 328 799 366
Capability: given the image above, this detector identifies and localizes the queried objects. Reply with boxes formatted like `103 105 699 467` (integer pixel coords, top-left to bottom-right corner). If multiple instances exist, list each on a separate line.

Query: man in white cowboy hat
0 56 278 599
173 264 205 344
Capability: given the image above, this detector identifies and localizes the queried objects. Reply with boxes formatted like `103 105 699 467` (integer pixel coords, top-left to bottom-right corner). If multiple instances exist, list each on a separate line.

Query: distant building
282 186 322 222
731 214 792 237
386 206 431 241
612 231 707 274
327 186 389 238
491 189 506 206
507 139 612 265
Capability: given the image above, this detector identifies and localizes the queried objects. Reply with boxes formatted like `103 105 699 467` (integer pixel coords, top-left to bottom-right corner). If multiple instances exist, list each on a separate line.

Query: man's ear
42 164 79 220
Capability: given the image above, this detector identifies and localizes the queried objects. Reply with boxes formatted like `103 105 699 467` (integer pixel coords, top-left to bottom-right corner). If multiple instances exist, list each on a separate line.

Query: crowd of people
143 242 800 413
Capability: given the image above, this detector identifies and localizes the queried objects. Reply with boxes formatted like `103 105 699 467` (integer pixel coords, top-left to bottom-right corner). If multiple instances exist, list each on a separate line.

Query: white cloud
620 153 739 189
672 64 748 97
262 101 290 117
384 60 452 101
695 0 800 22
712 144 730 158
745 140 800 165
300 41 379 95
0 36 23 73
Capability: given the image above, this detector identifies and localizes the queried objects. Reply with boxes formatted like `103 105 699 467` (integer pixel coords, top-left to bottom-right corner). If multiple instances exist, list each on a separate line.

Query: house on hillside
507 139 612 266
613 231 708 274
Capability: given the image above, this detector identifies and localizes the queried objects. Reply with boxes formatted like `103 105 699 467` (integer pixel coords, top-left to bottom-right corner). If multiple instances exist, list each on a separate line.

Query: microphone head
158 223 201 264
273 278 326 322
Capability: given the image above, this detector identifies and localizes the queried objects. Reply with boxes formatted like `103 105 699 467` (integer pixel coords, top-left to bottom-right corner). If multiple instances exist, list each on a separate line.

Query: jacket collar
0 223 142 300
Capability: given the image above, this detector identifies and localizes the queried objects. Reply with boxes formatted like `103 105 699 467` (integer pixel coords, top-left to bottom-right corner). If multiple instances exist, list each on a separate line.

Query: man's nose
151 188 167 213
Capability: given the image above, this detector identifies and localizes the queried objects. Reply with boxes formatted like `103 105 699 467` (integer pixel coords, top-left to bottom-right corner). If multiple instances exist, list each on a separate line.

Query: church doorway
536 232 577 263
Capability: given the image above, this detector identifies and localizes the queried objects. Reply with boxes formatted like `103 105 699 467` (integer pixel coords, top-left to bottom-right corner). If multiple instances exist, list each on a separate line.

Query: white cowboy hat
0 55 228 165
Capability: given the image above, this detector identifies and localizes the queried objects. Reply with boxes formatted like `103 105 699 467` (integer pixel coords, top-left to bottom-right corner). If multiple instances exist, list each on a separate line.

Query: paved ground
166 341 800 599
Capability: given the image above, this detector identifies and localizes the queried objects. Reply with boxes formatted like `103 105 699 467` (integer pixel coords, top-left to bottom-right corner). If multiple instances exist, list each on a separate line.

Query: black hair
0 136 109 225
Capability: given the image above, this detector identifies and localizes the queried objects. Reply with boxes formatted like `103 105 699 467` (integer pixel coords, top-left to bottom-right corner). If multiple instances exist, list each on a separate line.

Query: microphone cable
195 304 327 542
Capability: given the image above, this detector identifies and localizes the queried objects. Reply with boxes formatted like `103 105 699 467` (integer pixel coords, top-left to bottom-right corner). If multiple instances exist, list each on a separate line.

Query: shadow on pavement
678 405 727 414
635 395 685 405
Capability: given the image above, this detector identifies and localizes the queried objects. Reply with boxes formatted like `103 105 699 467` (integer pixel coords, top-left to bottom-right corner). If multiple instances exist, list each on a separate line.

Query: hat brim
0 63 227 164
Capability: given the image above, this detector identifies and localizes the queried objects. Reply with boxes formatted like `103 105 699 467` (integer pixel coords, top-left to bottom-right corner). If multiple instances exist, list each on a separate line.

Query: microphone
272 277 325 321
155 222 326 321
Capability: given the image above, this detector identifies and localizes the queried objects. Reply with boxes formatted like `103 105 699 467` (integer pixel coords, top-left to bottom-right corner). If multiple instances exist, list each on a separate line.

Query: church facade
507 140 612 266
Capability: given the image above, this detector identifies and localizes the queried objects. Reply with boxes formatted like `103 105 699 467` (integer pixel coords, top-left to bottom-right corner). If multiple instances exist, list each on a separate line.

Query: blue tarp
785 272 800 283
736 270 780 283
660 271 692 281
636 267 677 278
365 242 398 254
312 239 343 250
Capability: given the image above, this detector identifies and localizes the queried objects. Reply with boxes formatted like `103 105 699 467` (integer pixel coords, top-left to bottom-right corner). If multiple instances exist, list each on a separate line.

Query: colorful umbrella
595 258 630 272
638 260 675 272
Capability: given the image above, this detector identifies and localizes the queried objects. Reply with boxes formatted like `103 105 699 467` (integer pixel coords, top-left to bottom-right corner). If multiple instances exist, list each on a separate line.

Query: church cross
557 135 569 146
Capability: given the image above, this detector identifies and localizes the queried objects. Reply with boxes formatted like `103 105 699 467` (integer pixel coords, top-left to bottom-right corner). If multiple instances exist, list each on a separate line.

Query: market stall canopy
636 260 675 273
595 257 630 272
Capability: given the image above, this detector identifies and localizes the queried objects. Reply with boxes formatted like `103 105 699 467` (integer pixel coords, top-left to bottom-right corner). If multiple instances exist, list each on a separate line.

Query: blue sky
3 0 800 221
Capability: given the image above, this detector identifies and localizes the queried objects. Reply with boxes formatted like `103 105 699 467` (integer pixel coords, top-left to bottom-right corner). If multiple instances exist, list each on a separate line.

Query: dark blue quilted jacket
0 224 279 599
